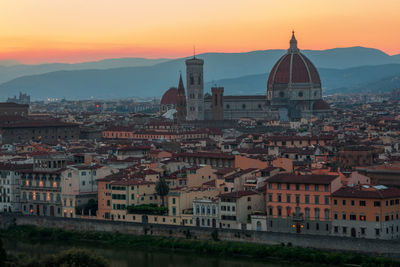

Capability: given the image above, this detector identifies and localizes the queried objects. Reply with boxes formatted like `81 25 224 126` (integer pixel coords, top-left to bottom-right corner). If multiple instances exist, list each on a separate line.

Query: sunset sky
0 0 399 64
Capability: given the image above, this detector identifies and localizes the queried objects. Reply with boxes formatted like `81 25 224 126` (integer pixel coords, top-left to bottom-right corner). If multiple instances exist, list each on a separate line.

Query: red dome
312 99 330 110
160 87 178 105
268 52 321 87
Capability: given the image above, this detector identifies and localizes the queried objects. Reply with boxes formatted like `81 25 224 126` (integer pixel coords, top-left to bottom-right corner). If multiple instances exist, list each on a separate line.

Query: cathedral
160 32 331 122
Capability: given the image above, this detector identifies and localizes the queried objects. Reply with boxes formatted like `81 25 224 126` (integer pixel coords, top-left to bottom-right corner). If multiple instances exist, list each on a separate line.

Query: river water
2 239 301 267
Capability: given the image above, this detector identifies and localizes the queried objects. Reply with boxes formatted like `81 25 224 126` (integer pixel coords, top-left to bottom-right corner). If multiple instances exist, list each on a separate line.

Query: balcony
21 185 61 192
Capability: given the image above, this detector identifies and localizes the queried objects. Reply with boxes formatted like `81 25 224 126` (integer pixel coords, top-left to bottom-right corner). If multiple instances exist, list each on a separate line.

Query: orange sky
0 0 399 64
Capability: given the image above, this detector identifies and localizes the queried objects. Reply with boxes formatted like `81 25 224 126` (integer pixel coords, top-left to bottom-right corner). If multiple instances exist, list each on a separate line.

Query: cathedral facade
160 32 331 122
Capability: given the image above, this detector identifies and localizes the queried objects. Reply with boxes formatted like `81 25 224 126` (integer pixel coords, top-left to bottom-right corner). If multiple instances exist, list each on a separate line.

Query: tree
155 178 169 206
45 248 109 267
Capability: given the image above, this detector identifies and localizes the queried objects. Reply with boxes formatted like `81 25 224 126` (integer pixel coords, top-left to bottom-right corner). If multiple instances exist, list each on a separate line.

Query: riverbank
1 225 399 267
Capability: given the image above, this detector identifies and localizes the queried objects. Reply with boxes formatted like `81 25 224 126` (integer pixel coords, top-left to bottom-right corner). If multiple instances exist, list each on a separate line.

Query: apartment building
265 174 342 235
332 185 400 239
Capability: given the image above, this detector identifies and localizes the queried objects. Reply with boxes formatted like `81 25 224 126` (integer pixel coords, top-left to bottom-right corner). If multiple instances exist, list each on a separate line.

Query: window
315 208 320 220
342 200 346 206
277 183 281 189
286 194 291 203
81 171 86 176
360 215 366 221
298 91 303 97
277 207 282 216
295 194 300 204
286 183 290 190
315 185 319 191
325 197 329 205
324 209 330 220
334 212 338 220
350 214 356 220
376 215 380 222
342 213 346 220
277 194 282 202
268 207 273 216
296 184 300 191
351 200 355 206
343 227 347 234
334 226 338 233
374 201 380 207
268 194 273 202
334 199 337 205
305 208 310 219
315 195 319 204
172 198 176 204
324 185 329 192
305 184 309 191
279 92 284 98
305 195 310 204
375 229 380 236
359 200 366 206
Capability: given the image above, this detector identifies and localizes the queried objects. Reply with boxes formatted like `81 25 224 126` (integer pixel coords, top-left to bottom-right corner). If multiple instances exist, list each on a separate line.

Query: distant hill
0 58 169 84
1 47 400 100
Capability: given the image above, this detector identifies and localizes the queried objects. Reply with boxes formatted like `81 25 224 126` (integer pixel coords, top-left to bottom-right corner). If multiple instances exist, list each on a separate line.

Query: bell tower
185 56 204 120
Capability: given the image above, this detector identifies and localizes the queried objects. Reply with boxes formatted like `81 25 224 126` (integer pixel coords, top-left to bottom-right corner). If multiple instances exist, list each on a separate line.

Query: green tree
155 178 169 206
46 248 109 267
0 239 6 267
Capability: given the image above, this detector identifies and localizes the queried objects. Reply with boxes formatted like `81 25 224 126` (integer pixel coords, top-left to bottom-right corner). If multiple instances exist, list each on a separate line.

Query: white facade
193 198 219 228
0 169 21 212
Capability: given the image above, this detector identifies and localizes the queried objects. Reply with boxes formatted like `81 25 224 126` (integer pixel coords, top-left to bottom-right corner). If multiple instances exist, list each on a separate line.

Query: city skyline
0 0 399 64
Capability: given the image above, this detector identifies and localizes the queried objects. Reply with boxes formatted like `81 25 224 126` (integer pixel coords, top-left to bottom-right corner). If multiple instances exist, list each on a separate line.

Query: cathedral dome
312 99 330 110
267 32 321 88
160 87 178 105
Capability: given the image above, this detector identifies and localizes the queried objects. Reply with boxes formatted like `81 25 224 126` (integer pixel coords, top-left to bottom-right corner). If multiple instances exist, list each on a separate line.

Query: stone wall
3 215 400 258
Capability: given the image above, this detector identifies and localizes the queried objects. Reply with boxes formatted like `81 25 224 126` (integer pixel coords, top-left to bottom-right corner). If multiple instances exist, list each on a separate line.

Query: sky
0 0 399 64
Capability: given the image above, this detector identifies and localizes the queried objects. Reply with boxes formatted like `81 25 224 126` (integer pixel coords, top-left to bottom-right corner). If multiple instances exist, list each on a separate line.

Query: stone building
185 57 204 120
20 154 68 217
7 92 31 105
160 32 331 122
266 32 330 120
0 102 29 117
0 119 80 144
160 87 178 114
176 74 187 122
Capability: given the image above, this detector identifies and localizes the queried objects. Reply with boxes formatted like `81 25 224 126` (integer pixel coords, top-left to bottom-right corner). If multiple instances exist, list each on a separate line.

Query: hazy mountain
0 60 20 66
204 64 400 96
0 47 400 100
0 58 169 84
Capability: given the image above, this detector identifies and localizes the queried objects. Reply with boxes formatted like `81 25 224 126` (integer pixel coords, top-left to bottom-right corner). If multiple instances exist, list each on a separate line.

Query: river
3 239 301 267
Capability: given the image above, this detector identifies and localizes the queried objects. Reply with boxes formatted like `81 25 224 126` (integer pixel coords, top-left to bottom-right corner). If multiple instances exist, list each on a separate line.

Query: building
176 74 187 122
219 190 265 230
160 87 178 114
338 145 377 168
265 174 342 235
0 102 29 117
185 56 204 120
0 119 80 144
61 164 115 218
193 197 219 228
7 92 31 105
20 154 67 217
331 185 400 239
0 163 31 212
267 32 330 120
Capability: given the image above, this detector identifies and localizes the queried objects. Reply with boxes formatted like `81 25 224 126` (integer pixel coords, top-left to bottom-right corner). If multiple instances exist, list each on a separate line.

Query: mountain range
0 47 399 100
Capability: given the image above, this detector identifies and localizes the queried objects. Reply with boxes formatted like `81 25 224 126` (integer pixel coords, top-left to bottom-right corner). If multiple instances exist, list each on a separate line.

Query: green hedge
1 225 399 267
126 204 168 215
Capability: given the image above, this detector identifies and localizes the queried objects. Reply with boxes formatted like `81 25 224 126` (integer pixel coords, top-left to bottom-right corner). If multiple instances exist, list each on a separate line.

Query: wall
2 215 400 259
